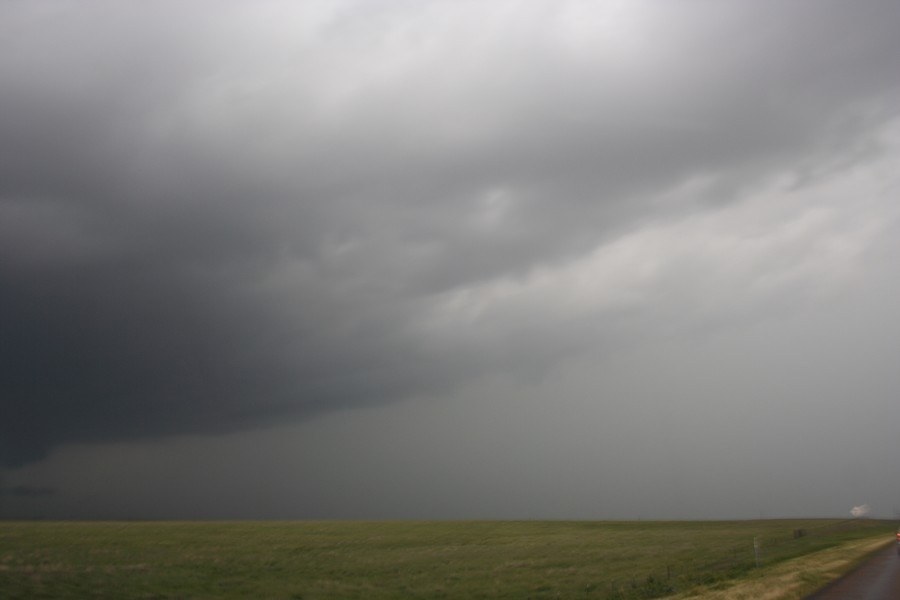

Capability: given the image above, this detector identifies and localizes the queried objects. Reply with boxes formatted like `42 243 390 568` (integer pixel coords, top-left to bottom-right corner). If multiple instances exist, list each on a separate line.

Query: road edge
671 535 893 600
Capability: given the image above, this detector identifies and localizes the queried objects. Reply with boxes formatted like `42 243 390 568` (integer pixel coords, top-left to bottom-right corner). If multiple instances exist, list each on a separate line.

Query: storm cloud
2 1 900 518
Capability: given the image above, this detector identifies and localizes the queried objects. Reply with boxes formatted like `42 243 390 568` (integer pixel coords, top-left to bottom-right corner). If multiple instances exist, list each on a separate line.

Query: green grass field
0 519 893 599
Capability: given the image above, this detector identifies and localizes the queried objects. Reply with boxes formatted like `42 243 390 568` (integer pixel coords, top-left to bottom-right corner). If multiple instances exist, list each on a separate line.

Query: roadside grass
0 519 893 599
673 535 892 600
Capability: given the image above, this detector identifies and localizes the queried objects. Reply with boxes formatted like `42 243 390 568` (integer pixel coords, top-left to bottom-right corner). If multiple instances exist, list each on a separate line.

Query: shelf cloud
2 1 900 520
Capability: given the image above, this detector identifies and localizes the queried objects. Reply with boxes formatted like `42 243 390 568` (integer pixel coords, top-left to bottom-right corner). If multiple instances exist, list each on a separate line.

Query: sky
2 0 900 521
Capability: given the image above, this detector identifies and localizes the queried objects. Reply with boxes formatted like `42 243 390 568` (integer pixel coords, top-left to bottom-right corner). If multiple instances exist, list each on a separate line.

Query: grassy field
0 519 894 599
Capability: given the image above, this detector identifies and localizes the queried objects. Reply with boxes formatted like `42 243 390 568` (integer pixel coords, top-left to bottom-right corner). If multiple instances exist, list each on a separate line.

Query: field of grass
0 519 894 599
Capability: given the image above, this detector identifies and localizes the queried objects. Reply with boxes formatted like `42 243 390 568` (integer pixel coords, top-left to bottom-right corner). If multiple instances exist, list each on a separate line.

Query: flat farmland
0 519 893 599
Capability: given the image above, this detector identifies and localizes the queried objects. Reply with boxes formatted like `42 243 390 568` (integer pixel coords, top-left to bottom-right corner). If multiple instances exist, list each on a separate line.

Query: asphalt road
806 543 900 600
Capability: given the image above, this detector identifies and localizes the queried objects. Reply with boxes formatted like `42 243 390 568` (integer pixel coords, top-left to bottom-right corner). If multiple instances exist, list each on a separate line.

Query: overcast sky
3 0 900 520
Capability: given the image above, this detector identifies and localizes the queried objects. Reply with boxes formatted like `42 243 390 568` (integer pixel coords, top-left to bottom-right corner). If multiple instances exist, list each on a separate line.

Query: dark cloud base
0 485 57 498
2 0 899 469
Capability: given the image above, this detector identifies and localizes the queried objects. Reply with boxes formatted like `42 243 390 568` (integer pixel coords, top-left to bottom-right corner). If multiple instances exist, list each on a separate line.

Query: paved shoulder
806 543 900 600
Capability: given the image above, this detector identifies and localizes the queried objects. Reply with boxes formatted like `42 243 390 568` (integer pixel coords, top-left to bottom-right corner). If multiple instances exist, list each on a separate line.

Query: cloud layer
2 0 900 478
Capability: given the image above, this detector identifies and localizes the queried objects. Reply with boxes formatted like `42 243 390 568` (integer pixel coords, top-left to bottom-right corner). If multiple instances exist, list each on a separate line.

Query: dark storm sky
3 0 900 520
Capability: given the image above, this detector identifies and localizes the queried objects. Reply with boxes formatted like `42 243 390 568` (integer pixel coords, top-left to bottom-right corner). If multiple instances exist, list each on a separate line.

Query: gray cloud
2 0 900 485
1 485 56 498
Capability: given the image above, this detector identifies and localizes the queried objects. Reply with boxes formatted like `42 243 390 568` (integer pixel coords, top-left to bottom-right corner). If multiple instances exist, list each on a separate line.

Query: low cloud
2 0 899 473
1 485 57 498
